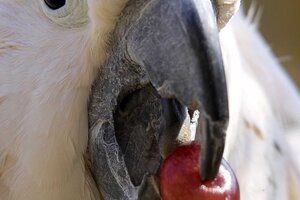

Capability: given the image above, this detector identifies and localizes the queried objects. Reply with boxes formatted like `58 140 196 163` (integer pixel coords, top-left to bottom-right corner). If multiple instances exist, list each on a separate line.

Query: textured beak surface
88 0 229 199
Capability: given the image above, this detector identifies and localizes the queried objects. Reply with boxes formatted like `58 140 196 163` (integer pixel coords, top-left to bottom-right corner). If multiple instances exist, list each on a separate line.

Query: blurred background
243 0 300 87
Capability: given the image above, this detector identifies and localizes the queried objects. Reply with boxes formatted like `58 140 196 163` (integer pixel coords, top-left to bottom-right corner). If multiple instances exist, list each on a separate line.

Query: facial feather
0 1 128 199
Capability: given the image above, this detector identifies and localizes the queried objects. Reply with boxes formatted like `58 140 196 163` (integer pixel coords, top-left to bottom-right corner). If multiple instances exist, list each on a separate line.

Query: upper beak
126 0 229 180
88 0 229 199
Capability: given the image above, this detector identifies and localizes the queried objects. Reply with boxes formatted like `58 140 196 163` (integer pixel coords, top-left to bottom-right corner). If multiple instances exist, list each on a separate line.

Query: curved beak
88 0 229 199
126 0 229 180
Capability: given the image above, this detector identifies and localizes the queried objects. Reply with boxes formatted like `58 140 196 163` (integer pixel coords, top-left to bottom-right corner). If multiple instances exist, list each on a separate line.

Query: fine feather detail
0 0 128 199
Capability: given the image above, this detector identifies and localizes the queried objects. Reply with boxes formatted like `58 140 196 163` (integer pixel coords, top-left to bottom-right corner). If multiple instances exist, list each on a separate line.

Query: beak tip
198 113 228 180
200 157 222 181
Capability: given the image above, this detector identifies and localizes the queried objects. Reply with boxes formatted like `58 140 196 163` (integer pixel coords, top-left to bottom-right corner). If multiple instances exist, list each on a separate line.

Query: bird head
0 0 239 199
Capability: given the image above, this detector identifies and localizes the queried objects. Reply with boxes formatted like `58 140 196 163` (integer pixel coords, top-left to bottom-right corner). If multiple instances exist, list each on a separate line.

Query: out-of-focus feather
220 11 300 200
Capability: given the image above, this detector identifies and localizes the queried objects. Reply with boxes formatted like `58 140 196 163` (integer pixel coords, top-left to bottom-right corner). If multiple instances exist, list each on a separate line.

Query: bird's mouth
88 0 229 199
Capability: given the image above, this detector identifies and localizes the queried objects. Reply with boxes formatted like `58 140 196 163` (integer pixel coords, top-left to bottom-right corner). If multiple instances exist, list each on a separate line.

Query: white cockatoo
0 0 299 200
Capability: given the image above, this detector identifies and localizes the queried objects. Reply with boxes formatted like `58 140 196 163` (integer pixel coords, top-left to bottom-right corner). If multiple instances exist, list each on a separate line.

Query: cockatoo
0 0 299 200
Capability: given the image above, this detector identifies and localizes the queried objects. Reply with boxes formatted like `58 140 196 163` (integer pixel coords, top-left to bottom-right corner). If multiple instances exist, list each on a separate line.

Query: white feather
0 1 127 199
220 11 300 199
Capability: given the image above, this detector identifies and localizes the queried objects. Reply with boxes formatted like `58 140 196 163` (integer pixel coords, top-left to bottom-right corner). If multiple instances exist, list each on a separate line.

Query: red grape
160 142 240 200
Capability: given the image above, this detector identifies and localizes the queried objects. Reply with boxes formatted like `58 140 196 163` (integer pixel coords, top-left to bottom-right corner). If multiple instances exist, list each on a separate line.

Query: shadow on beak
88 0 229 199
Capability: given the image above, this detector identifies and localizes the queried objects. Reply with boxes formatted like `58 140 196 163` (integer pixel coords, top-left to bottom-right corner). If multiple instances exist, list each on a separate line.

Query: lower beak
88 0 229 199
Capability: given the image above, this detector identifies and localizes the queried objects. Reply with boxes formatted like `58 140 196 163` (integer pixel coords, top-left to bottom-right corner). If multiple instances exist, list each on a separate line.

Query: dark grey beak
88 0 229 199
126 0 229 180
